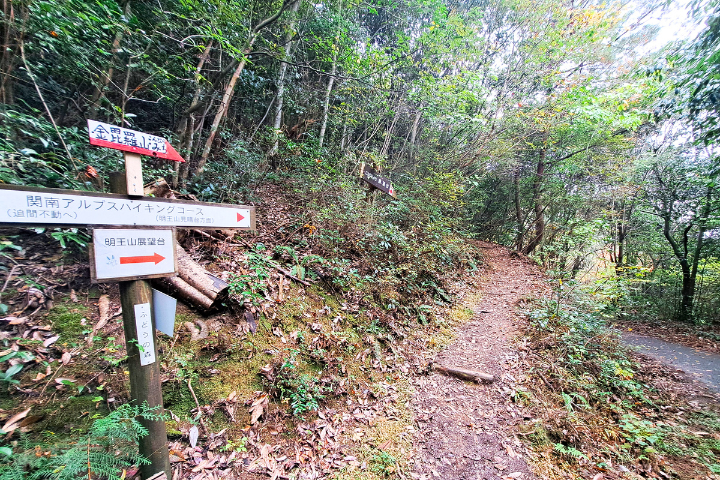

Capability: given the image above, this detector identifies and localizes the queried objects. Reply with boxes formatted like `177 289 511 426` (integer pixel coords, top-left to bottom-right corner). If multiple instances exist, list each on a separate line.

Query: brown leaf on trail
592 474 604 480
42 335 59 348
377 439 392 451
244 310 257 334
259 364 274 381
4 317 27 325
272 327 284 338
249 393 269 424
31 372 46 382
96 295 110 330
61 352 71 365
2 408 30 433
19 415 42 428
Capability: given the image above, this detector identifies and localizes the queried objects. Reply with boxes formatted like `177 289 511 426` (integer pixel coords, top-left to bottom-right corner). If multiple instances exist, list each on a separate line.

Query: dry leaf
96 295 110 330
42 335 59 348
249 393 269 424
189 425 199 448
61 352 71 365
2 408 30 433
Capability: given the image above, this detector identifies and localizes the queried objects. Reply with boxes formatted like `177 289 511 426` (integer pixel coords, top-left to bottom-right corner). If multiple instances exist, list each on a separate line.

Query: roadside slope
412 242 550 480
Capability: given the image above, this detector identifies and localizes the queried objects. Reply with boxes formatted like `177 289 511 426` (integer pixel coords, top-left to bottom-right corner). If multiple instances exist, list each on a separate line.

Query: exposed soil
411 242 550 480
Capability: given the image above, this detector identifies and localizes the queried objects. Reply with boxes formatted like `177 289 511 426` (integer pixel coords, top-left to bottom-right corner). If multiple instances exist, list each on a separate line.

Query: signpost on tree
359 162 396 198
0 121 257 480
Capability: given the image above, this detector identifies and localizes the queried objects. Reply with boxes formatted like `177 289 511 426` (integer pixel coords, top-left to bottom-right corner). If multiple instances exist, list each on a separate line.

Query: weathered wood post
110 168 171 479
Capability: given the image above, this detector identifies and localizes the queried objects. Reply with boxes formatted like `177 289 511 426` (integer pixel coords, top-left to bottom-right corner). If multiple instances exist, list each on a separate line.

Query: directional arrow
237 212 245 222
120 252 166 265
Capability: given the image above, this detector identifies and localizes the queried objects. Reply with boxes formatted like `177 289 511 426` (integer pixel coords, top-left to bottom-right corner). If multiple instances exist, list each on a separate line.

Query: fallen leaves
1 407 30 434
249 393 268 424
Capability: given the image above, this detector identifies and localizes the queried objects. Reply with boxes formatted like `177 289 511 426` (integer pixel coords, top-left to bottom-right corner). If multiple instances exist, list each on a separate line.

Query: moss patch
46 302 89 345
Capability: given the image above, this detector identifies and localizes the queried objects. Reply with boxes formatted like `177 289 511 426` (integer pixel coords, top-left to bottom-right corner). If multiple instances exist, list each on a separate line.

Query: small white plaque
134 302 156 366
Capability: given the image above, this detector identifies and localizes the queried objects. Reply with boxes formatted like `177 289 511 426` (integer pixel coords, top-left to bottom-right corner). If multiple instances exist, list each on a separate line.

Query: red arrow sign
120 252 166 265
88 120 185 162
237 212 245 222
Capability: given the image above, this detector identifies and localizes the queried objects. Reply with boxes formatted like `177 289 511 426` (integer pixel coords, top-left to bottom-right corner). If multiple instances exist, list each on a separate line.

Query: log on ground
433 364 494 383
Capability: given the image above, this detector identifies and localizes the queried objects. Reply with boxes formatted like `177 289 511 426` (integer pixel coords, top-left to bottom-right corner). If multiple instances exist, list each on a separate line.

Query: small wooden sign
88 120 185 162
359 163 396 197
90 228 178 282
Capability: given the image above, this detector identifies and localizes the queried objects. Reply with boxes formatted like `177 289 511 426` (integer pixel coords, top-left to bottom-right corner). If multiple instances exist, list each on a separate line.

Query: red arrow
237 212 245 222
120 252 165 265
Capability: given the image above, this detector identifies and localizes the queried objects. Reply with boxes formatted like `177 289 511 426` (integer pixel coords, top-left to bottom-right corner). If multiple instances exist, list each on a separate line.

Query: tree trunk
174 40 213 188
195 0 297 176
0 0 22 105
522 150 545 255
318 50 337 148
409 103 423 159
514 167 523 250
268 0 300 158
196 54 249 175
88 1 131 119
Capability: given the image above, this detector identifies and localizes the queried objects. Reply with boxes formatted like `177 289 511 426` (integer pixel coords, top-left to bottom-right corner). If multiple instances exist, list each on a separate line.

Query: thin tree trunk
196 0 297 176
409 103 423 159
88 1 131 119
0 0 20 105
268 0 300 158
381 105 401 157
514 167 523 250
523 150 545 255
174 40 213 188
318 50 337 148
340 120 347 150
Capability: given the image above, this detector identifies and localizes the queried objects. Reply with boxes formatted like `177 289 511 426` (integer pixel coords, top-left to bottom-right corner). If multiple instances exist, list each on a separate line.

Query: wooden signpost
0 121 256 480
359 162 396 197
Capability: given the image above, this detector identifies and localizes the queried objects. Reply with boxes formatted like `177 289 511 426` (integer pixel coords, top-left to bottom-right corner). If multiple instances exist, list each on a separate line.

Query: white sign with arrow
91 228 177 282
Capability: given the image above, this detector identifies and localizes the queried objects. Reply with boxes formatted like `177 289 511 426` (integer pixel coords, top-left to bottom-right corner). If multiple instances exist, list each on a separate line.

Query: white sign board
134 302 156 366
0 186 254 229
91 228 177 282
88 120 185 162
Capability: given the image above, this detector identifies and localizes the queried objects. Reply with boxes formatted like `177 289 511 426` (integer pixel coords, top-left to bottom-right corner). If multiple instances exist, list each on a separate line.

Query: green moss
46 302 89 344
37 395 110 436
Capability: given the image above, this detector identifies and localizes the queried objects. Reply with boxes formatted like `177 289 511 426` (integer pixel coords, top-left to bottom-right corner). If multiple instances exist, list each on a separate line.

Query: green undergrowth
521 282 720 479
0 403 161 480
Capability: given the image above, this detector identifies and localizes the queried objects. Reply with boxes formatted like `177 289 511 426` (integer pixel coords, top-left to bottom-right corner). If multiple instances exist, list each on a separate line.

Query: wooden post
110 166 171 479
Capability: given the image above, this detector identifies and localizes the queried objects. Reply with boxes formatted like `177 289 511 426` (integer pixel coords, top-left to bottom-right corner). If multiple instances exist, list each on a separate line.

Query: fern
0 403 162 480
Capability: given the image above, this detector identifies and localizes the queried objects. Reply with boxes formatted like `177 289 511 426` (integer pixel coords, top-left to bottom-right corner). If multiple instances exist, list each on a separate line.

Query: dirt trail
411 243 548 480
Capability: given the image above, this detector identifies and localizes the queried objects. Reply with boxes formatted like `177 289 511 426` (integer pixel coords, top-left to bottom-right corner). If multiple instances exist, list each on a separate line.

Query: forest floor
411 242 550 480
3 224 720 480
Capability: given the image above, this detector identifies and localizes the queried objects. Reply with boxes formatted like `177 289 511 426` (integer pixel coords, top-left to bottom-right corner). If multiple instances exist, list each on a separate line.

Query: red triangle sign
237 213 245 222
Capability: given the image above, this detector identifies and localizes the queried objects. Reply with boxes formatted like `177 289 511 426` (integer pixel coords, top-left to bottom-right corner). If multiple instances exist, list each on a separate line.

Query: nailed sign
88 120 185 162
0 185 255 229
90 228 177 282
359 163 396 197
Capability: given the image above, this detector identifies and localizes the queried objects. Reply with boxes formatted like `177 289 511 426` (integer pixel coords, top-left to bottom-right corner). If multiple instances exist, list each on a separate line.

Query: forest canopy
1 0 719 324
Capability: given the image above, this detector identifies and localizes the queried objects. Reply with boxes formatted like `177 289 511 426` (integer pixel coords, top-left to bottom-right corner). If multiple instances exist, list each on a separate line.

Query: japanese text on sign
0 186 254 229
134 303 156 366
89 120 167 154
104 236 166 247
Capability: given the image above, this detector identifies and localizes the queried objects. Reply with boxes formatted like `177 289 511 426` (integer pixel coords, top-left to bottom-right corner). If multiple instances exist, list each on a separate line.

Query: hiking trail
411 242 550 480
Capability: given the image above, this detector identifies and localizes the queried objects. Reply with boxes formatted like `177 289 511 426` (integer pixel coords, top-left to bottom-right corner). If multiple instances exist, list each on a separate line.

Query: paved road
623 332 720 393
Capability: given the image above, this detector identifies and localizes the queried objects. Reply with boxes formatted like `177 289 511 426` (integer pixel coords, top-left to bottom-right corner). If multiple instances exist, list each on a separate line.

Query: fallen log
176 245 228 301
155 276 213 311
433 364 494 383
